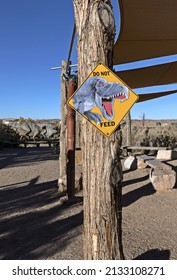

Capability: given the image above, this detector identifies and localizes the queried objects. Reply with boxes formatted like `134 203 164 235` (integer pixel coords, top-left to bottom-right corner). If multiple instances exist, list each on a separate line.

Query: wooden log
128 146 168 150
121 146 168 156
149 168 176 192
58 60 68 191
122 146 168 151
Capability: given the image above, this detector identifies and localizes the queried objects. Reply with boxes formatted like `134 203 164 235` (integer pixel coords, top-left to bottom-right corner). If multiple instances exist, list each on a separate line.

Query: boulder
156 150 177 160
136 154 154 169
124 156 137 170
149 168 176 192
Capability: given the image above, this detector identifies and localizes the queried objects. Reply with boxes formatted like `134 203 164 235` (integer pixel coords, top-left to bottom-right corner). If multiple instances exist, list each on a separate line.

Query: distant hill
34 119 61 123
1 118 60 123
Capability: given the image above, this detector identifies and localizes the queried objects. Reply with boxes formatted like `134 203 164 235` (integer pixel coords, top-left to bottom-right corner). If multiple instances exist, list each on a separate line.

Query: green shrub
0 121 20 142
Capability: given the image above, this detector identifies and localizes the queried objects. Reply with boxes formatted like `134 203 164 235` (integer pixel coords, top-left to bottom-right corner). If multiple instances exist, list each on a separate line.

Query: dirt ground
0 146 177 260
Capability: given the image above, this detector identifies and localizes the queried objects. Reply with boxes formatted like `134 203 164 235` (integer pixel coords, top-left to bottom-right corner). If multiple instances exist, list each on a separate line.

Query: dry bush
121 123 177 149
0 121 20 143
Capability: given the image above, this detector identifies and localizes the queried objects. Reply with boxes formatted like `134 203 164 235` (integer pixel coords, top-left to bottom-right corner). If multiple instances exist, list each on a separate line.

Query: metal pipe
66 76 77 200
50 64 78 71
66 23 76 74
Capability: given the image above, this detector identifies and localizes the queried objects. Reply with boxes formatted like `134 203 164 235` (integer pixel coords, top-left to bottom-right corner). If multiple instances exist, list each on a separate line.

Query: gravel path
0 147 83 260
122 160 177 260
0 147 177 260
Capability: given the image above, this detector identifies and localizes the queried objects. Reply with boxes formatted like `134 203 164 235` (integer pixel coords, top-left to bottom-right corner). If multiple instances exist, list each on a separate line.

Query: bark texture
58 61 67 191
73 0 124 259
126 111 132 146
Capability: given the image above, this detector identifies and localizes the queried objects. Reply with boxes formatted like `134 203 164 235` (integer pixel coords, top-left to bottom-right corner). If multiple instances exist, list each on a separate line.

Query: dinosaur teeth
102 97 112 101
103 92 126 100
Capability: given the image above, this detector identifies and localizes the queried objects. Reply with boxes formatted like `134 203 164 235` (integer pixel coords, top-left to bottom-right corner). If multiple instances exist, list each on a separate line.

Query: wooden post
73 0 124 260
126 111 132 146
66 76 77 199
58 61 68 192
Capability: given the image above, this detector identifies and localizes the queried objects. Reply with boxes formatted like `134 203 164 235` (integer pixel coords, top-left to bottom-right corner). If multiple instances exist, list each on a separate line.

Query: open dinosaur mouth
102 97 113 116
102 92 127 116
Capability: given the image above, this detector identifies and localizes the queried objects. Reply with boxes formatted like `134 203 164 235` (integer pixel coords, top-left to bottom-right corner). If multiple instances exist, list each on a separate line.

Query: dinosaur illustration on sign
68 62 139 137
72 77 129 125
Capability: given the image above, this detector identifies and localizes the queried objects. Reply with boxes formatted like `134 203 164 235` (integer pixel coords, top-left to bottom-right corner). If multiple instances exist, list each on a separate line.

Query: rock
137 160 147 169
124 156 137 170
149 168 176 192
156 150 177 160
136 154 154 169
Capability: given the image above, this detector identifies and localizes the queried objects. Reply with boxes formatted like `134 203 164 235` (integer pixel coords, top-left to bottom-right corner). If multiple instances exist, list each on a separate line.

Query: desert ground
0 145 177 260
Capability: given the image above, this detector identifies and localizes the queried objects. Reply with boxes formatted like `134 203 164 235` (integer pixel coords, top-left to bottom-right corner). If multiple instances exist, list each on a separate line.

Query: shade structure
116 61 177 89
138 89 177 103
113 0 177 90
113 0 177 64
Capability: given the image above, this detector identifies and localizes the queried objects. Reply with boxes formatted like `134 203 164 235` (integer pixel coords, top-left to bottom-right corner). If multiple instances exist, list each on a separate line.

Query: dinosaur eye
98 82 105 87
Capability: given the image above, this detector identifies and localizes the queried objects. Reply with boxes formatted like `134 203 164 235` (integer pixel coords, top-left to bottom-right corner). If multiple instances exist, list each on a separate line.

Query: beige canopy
113 0 177 96
138 89 177 103
117 61 177 89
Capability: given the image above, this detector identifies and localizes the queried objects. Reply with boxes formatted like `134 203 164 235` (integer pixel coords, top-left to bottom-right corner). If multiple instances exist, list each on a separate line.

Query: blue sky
0 0 177 120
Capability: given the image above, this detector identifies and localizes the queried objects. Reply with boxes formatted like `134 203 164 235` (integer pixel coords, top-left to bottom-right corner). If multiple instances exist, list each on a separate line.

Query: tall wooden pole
126 111 132 146
66 76 77 199
73 0 124 260
58 61 67 192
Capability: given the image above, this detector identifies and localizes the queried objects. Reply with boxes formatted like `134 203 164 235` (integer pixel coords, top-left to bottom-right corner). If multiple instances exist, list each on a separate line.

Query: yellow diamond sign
68 62 139 137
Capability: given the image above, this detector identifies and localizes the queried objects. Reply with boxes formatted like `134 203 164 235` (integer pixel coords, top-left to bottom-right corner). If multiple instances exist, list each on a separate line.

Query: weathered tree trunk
73 0 124 260
126 111 132 146
58 61 67 192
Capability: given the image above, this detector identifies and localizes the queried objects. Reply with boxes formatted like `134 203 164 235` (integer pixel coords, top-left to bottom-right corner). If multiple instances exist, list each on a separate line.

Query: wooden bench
20 140 59 148
121 146 168 157
136 155 172 171
146 159 172 171
136 154 176 191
